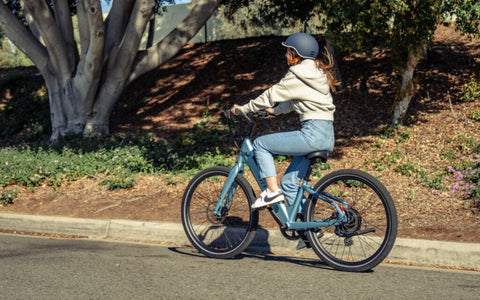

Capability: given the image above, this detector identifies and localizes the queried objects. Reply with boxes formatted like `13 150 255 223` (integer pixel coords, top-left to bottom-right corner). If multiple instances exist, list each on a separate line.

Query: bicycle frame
213 126 349 232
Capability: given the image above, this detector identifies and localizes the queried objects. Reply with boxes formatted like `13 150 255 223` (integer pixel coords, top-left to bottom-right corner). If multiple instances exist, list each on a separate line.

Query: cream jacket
239 59 335 121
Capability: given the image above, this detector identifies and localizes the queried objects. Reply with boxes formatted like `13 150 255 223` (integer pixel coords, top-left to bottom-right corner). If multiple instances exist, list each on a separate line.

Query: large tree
319 0 480 126
0 0 221 140
231 0 480 126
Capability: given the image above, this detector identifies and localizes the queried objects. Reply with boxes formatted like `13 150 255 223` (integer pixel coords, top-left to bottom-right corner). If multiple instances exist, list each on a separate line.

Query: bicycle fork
212 162 242 217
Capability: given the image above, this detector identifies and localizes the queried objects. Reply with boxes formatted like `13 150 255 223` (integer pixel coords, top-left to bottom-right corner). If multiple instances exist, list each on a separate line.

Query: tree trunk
391 48 421 126
0 0 222 141
84 0 222 137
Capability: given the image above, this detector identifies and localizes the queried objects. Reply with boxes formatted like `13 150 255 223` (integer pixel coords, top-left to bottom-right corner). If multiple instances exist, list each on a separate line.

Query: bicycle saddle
307 150 331 161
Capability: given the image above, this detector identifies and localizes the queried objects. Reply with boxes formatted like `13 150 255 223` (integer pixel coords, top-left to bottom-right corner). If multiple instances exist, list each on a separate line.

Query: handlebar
228 108 271 124
225 107 272 150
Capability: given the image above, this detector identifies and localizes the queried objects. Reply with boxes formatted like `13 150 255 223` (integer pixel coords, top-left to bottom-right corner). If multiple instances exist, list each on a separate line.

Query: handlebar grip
234 108 243 115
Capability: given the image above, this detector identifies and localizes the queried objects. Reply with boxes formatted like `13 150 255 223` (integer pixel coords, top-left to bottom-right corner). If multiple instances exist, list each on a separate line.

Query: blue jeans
253 119 334 210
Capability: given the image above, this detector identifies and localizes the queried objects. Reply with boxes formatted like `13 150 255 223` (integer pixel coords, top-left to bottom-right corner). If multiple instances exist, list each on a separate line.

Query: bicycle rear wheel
181 166 258 258
305 169 397 272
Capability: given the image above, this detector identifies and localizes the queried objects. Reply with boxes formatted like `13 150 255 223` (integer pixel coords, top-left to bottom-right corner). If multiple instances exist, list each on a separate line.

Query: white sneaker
251 189 285 209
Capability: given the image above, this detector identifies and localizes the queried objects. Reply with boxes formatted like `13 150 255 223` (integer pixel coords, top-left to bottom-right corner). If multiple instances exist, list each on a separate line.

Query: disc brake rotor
206 201 225 224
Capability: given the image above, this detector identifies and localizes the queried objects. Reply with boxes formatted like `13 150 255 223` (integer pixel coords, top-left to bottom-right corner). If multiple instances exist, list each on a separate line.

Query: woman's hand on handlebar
230 104 242 115
230 105 274 118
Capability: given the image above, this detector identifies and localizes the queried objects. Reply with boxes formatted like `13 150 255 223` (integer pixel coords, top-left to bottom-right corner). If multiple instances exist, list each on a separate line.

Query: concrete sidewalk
1 212 479 270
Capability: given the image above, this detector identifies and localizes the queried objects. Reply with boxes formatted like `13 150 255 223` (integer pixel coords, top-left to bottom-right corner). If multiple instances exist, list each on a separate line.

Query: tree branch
21 0 71 77
82 0 105 79
108 0 155 73
104 0 136 62
77 0 90 54
73 0 105 120
52 0 78 72
0 2 48 72
128 0 222 83
85 0 155 134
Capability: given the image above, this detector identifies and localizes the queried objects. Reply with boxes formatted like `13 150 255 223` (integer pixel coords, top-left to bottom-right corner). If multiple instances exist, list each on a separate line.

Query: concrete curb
1 212 479 269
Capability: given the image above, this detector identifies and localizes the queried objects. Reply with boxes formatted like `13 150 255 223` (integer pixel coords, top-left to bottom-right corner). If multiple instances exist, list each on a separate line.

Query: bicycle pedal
296 239 309 250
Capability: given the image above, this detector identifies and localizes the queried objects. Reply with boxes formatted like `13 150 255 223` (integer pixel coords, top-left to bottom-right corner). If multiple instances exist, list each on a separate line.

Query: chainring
280 213 305 240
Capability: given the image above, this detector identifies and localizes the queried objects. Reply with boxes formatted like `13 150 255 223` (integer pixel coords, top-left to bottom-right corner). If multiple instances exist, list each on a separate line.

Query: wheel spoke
181 167 258 258
306 169 397 271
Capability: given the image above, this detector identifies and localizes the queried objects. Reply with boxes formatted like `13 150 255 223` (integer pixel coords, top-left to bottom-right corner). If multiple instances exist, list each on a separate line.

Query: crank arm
341 227 376 238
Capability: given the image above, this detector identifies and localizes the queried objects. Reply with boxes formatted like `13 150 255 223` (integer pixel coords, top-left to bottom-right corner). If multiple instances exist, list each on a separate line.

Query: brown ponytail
316 47 341 93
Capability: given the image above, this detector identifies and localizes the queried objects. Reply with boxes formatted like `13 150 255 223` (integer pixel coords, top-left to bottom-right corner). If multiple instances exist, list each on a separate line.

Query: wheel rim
184 171 255 255
307 173 396 268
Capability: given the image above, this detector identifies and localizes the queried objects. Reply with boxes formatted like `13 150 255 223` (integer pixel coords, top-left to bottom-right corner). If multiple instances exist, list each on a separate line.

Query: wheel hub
335 208 362 236
206 201 226 224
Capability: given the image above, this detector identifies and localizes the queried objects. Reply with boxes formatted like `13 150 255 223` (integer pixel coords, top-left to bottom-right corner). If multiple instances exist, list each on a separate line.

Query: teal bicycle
181 110 397 272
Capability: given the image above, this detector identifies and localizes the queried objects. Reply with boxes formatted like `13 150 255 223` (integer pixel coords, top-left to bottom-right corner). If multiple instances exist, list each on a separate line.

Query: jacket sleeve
239 72 294 114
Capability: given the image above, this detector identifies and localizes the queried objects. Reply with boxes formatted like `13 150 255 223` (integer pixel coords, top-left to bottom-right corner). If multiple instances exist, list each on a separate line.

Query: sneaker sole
251 197 284 209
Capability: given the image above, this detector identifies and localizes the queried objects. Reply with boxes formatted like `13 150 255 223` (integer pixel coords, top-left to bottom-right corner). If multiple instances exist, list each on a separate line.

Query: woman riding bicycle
231 32 340 210
184 40 396 265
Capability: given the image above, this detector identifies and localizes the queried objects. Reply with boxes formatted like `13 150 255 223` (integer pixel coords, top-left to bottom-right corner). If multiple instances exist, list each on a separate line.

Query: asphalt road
1 234 479 299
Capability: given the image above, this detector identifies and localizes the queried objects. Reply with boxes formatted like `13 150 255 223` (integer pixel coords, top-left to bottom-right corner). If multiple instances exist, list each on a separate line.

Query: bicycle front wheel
181 166 259 259
305 169 397 272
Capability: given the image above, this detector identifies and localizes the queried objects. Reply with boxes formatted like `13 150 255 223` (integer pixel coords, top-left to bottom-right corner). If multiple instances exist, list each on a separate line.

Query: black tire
181 166 259 258
305 169 397 272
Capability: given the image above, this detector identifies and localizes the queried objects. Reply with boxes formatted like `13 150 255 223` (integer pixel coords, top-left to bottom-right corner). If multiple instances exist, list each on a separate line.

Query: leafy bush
0 117 236 198
446 154 480 211
0 187 18 205
0 39 33 68
376 125 411 143
394 163 418 176
461 77 480 102
469 109 480 122
99 168 137 190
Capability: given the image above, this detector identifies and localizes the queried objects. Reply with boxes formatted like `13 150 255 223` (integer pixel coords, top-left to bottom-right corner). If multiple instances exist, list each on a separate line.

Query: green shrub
0 40 33 68
469 109 480 122
461 77 480 102
0 188 18 205
417 170 445 191
0 116 237 201
446 154 480 211
99 169 137 190
394 163 418 176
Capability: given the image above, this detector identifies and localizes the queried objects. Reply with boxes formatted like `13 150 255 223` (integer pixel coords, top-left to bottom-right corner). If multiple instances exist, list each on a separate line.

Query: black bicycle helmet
282 32 319 59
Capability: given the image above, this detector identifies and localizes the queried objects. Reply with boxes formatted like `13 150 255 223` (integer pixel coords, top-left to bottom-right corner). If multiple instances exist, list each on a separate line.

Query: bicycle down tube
213 133 266 216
